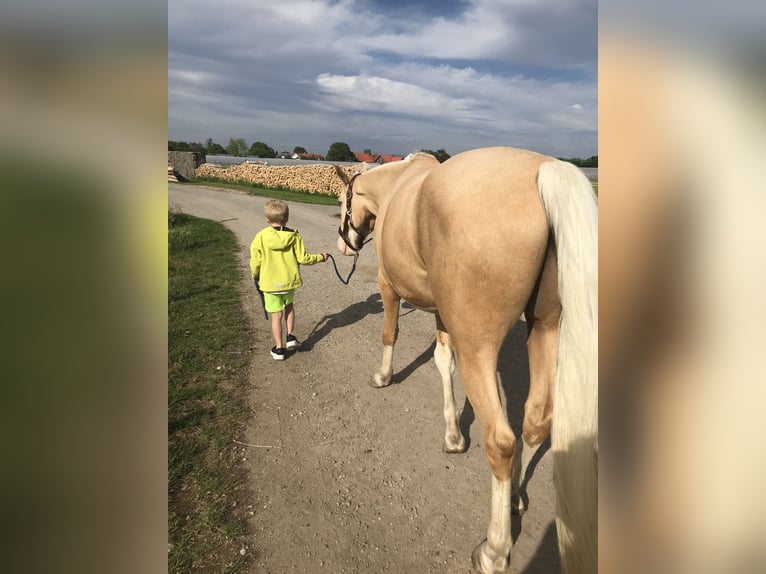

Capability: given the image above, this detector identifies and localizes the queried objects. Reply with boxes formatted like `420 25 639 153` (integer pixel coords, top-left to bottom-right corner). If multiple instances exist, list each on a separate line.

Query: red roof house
354 153 382 164
354 153 404 164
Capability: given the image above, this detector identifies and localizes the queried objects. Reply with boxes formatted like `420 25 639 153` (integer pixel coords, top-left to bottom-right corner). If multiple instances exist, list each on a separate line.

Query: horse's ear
334 164 351 185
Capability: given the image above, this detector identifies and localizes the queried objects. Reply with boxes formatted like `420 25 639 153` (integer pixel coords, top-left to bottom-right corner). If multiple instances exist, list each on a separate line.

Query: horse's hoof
511 490 526 516
370 373 391 388
443 434 467 453
471 540 509 573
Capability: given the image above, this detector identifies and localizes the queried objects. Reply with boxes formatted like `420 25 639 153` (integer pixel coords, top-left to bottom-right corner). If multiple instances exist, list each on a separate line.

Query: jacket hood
261 226 298 251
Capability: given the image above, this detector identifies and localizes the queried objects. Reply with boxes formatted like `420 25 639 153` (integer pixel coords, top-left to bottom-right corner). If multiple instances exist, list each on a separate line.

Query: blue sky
168 0 597 158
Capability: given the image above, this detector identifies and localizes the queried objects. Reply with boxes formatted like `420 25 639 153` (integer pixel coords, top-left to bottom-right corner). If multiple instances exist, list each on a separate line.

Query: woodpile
195 163 357 197
168 161 178 183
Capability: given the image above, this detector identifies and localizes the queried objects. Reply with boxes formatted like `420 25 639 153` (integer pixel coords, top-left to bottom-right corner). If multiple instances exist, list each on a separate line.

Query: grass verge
186 178 339 206
168 210 252 573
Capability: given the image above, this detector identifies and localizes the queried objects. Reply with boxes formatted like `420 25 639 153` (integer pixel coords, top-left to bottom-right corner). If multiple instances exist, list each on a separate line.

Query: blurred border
600 2 765 573
0 2 167 572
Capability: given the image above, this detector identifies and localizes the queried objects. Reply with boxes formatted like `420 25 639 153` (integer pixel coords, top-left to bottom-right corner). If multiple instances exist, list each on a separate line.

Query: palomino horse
334 146 597 573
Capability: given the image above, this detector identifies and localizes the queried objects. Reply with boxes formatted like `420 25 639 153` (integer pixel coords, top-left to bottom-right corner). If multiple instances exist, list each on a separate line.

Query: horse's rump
409 148 553 333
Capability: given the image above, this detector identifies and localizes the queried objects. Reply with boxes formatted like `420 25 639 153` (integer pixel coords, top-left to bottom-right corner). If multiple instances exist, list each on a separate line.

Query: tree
420 148 451 163
168 140 189 151
204 138 226 155
326 142 355 162
293 146 307 155
169 140 206 153
208 141 226 155
226 138 248 156
557 155 598 167
249 141 276 158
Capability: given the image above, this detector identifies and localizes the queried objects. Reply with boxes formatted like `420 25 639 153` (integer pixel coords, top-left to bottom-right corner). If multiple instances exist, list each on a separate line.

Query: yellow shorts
263 290 295 313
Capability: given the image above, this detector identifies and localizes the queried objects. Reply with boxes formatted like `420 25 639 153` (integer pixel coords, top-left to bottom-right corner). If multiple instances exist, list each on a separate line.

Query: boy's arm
293 232 326 265
249 236 262 279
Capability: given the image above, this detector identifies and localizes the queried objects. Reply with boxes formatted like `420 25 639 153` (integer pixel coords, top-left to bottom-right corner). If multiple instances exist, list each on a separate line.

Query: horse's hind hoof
370 373 391 388
471 540 510 573
443 434 467 453
511 486 528 515
511 502 526 516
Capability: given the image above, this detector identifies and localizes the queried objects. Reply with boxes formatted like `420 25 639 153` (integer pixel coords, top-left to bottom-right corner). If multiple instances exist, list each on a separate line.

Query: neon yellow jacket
249 226 324 292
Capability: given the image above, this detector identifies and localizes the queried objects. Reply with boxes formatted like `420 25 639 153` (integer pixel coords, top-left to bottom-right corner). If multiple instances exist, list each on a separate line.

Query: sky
168 0 597 159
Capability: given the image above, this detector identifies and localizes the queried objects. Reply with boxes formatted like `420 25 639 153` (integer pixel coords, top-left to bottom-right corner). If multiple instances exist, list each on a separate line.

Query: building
353 153 404 164
291 152 326 160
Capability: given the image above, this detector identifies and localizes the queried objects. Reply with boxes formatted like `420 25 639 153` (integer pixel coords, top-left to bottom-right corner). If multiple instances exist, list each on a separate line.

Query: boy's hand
321 252 328 261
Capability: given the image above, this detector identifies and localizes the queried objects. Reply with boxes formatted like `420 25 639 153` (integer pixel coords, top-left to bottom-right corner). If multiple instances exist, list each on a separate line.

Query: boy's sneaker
285 334 301 350
270 346 286 360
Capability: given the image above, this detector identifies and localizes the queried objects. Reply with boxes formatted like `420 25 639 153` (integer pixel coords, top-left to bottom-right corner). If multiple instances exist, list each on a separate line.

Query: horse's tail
537 159 598 574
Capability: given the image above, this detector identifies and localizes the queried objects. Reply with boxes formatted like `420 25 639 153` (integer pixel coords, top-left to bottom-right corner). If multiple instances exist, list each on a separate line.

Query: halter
338 173 364 252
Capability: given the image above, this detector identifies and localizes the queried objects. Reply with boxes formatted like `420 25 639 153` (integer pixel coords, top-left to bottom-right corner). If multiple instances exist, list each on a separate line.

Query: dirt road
168 183 560 573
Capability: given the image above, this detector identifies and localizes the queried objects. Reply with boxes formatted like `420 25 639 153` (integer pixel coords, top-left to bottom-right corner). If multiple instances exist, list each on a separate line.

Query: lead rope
326 236 373 285
327 253 358 285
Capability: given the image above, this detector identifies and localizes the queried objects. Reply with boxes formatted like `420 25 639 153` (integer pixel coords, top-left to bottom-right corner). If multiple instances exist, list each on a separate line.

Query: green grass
168 211 252 573
186 178 339 206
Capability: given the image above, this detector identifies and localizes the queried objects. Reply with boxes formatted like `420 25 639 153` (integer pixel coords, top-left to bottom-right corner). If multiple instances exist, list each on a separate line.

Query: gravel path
169 183 560 574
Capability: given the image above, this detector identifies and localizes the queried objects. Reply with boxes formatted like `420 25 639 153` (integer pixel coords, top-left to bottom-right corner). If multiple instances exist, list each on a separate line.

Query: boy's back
250 225 324 293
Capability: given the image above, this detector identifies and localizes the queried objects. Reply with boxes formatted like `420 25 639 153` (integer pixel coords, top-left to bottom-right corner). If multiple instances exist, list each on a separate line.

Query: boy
250 200 328 360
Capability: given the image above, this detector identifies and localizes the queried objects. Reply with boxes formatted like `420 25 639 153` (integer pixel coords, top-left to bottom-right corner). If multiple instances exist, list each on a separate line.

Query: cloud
168 0 597 157
353 0 597 69
315 73 469 117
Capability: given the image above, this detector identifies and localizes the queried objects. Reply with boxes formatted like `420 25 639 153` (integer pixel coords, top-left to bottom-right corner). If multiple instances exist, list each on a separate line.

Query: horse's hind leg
458 350 516 574
440 323 515 572
371 274 401 388
434 315 466 453
512 313 556 513
514 240 559 513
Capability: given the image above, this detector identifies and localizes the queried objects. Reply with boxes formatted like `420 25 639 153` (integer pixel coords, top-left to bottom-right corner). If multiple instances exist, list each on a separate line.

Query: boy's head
264 200 289 226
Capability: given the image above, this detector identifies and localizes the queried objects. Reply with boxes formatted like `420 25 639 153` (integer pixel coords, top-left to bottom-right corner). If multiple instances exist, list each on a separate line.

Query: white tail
537 160 598 574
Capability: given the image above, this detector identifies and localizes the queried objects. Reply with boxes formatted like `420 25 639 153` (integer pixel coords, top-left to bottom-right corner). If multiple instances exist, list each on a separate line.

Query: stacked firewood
195 163 357 196
168 161 178 183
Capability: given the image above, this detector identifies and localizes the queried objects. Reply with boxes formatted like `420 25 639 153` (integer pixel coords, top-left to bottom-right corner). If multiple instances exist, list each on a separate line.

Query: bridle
330 172 375 285
338 172 365 252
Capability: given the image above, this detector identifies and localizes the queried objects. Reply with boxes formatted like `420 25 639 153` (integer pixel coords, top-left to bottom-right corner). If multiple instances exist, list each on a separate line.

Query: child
250 199 328 360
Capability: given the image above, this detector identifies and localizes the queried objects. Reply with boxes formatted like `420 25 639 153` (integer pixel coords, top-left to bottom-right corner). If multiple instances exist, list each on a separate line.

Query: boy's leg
270 310 283 348
285 302 295 336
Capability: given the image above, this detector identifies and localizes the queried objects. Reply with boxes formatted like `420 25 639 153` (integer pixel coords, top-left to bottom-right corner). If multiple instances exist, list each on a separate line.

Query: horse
333 146 597 574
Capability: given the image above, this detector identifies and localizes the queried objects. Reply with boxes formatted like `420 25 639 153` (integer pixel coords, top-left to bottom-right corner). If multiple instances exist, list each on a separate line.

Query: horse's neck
369 161 433 208
363 171 399 212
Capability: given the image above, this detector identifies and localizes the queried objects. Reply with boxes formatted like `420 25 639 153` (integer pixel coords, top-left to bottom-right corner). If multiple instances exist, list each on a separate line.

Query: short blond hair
264 199 289 225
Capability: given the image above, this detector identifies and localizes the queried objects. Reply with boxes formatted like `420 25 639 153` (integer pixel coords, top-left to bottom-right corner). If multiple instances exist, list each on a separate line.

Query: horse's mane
404 152 436 162
355 152 436 177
